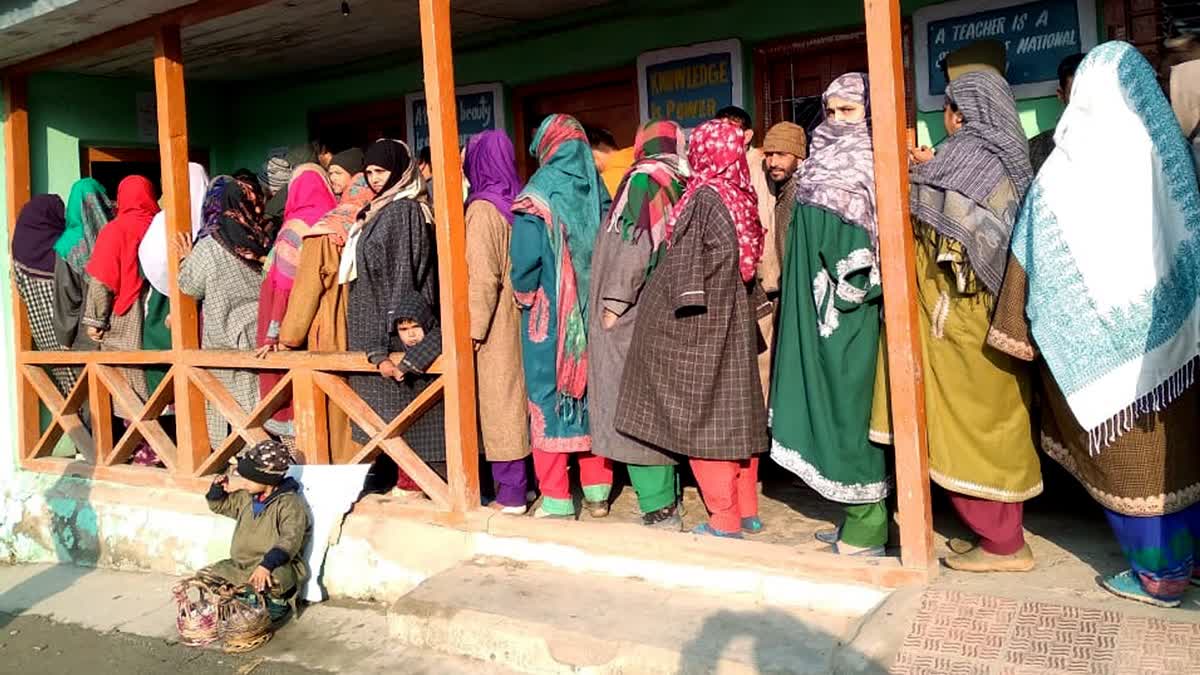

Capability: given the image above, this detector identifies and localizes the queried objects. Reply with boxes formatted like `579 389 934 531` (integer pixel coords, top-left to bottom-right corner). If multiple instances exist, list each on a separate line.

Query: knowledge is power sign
638 39 744 130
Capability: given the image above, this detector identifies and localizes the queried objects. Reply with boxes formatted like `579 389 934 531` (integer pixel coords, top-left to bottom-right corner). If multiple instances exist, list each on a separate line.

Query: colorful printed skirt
1106 502 1200 602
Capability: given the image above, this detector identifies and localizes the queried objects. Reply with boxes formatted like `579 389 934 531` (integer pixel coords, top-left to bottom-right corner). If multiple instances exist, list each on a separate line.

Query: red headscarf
667 119 763 282
86 176 159 316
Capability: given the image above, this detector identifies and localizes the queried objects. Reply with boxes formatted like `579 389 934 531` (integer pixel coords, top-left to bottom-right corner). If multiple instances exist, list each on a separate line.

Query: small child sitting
204 440 310 622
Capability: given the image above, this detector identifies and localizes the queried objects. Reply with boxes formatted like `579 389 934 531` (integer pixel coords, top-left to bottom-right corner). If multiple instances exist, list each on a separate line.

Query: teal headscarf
54 178 114 273
513 114 610 409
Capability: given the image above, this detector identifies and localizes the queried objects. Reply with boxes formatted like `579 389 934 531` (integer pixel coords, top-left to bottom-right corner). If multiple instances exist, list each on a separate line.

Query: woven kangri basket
172 571 273 653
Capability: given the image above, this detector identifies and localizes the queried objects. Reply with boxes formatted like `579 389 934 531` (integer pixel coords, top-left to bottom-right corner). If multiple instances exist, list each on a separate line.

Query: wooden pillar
863 0 935 572
418 0 481 514
3 74 39 457
291 369 330 464
154 24 209 473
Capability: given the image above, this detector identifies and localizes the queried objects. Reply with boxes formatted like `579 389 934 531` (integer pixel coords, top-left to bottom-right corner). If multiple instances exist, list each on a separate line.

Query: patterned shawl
513 114 610 408
668 119 764 283
85 176 160 316
54 178 113 273
338 139 432 284
197 175 234 242
604 120 688 271
212 176 276 271
267 163 337 292
794 73 878 248
308 173 371 245
13 194 66 276
139 162 209 295
464 130 522 225
1011 41 1200 450
911 70 1032 295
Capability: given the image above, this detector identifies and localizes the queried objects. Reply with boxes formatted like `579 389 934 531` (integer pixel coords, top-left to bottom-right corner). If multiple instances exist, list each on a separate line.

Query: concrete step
387 556 869 674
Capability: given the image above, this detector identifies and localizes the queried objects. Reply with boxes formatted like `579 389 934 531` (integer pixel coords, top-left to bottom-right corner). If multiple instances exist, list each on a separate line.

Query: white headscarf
138 162 209 296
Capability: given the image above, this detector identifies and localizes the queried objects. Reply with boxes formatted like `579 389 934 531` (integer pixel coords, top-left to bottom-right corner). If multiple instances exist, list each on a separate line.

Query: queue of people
10 39 1200 610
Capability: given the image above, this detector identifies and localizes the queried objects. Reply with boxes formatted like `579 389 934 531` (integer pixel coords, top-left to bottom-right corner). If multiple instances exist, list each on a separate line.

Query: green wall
26 72 228 197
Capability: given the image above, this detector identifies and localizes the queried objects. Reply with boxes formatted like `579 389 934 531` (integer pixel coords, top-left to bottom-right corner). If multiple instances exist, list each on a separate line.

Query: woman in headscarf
327 148 364 198
771 74 889 555
615 119 770 539
12 194 77 396
872 70 1041 571
278 170 373 458
510 114 612 519
991 42 1200 607
462 130 531 515
588 120 688 529
345 138 445 494
53 178 113 352
138 162 210 396
82 175 160 405
256 164 337 439
178 175 275 449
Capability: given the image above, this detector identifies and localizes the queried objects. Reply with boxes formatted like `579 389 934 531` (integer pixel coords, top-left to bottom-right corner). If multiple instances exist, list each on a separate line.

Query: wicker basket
172 572 273 653
172 575 223 647
215 583 273 654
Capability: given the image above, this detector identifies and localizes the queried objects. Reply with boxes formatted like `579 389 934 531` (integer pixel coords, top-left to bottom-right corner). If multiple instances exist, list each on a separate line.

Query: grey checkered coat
614 188 770 460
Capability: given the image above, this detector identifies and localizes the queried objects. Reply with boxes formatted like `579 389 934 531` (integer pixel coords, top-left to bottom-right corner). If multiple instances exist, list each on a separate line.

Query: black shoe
642 504 683 531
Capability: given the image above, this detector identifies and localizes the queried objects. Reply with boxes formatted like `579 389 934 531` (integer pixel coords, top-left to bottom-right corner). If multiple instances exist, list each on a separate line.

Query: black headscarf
388 291 442 374
363 139 412 195
13 194 66 275
212 178 277 271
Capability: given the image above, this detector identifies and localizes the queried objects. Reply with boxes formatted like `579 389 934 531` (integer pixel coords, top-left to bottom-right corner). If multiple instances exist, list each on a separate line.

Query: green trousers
840 501 888 548
627 464 677 513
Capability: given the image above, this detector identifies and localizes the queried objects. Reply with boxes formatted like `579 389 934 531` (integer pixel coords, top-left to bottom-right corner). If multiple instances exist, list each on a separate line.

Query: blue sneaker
692 523 743 539
814 525 841 545
741 516 764 535
1100 570 1181 608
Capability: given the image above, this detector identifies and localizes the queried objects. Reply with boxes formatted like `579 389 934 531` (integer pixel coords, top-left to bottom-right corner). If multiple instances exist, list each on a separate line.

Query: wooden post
3 74 40 458
863 0 935 572
418 0 481 515
154 24 209 473
291 369 330 464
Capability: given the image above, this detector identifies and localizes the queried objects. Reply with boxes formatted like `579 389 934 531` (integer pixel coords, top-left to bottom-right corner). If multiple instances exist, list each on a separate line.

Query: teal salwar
840 502 888 548
627 464 676 513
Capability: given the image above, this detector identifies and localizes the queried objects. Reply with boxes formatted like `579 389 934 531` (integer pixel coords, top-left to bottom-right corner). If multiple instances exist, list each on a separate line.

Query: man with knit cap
762 122 808 277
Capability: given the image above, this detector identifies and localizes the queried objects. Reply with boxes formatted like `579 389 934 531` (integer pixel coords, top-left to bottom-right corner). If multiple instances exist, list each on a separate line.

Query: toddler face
397 319 425 348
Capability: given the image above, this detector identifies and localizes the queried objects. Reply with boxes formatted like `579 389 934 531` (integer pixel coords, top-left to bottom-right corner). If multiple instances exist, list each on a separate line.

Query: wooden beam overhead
3 0 277 76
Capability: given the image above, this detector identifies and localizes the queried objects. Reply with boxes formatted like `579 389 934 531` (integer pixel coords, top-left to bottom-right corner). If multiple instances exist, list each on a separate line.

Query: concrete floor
525 460 1200 616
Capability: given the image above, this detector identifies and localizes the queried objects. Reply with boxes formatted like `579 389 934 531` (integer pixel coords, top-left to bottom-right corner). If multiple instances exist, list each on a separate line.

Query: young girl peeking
204 440 310 623
378 291 445 491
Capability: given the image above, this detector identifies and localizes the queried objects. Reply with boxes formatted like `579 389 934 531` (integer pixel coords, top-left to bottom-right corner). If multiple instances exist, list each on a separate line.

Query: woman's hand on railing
86 326 106 342
254 342 289 358
172 232 193 261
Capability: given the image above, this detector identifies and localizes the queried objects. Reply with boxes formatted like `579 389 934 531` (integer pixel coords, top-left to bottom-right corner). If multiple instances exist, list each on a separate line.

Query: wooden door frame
80 144 210 178
510 65 636 179
752 22 916 143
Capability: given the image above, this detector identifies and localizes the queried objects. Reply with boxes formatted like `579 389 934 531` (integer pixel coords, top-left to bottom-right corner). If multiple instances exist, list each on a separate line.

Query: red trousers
690 456 760 533
532 449 613 501
949 492 1026 555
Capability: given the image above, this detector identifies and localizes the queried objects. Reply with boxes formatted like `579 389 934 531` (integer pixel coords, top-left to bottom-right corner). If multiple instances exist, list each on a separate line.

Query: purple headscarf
13 194 66 276
794 73 878 249
464 130 522 225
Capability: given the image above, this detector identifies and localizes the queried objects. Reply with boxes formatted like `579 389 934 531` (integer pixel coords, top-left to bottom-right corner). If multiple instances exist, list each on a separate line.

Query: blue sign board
638 40 744 129
914 0 1098 111
405 84 505 152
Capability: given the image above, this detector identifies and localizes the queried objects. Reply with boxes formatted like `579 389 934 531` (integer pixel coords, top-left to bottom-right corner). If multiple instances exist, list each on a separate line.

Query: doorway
80 146 209 199
512 67 639 179
309 99 407 154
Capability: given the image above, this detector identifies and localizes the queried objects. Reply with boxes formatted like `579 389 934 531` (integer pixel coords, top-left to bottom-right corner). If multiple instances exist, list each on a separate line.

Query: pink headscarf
268 163 337 291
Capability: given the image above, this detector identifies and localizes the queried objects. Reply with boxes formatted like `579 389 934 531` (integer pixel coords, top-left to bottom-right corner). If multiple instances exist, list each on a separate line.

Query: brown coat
465 201 530 462
278 235 354 459
615 188 771 460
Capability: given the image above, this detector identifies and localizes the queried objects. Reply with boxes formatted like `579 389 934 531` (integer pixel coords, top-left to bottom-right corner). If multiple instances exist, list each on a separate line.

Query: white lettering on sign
952 16 1007 41
1015 30 1077 54
1036 10 1049 28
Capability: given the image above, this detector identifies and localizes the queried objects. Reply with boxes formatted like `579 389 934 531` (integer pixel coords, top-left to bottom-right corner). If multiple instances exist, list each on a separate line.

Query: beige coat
748 147 778 405
466 200 530 462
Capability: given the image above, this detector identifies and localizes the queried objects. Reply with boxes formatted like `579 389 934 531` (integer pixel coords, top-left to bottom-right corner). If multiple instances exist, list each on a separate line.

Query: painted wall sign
638 39 744 129
914 0 1097 111
404 83 506 152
